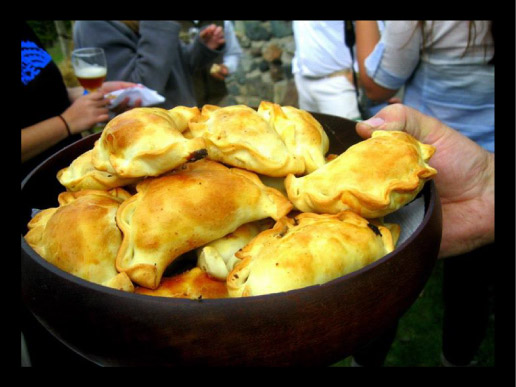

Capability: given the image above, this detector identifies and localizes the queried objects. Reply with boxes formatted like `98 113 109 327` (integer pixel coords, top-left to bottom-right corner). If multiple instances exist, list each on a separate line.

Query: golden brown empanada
227 211 400 297
116 159 293 289
285 130 437 218
188 104 305 177
134 267 228 299
24 189 134 292
196 219 273 280
257 101 329 174
91 106 207 178
167 105 204 133
57 148 139 191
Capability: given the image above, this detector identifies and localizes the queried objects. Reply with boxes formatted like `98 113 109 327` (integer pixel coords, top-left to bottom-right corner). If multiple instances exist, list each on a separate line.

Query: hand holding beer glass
71 47 108 135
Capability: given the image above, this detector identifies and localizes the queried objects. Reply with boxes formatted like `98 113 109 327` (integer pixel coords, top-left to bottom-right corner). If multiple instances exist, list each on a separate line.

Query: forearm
21 116 69 162
67 86 85 103
355 21 398 102
355 21 380 79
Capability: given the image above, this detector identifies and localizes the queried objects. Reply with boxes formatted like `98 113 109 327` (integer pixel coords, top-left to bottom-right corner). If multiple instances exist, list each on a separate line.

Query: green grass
332 259 495 367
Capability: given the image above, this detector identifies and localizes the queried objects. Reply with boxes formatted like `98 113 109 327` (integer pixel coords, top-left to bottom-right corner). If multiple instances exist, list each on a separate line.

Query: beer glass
71 47 107 92
71 48 108 135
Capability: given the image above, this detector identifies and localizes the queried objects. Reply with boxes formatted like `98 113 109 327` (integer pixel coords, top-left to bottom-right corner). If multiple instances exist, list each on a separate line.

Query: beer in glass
71 48 107 92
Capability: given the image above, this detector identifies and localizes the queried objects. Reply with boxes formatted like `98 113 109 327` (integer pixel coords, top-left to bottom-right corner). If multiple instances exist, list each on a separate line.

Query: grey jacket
73 20 223 108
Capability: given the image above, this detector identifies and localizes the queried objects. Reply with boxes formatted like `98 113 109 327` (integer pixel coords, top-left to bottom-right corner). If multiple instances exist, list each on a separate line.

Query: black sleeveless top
21 21 81 179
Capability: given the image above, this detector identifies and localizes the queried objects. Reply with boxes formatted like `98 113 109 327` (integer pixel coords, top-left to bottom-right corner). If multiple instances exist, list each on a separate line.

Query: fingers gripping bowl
21 110 442 367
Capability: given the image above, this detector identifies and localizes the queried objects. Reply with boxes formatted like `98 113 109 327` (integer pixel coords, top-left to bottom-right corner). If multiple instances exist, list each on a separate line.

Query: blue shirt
365 21 494 152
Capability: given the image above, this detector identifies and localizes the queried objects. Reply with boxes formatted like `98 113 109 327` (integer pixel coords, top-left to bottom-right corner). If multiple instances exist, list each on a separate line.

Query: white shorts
294 72 361 120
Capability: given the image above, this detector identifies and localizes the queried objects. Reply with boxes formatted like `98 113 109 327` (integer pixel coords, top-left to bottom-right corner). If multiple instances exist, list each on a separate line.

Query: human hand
61 91 111 134
100 81 142 114
356 104 494 258
210 63 229 80
99 81 141 94
199 24 225 50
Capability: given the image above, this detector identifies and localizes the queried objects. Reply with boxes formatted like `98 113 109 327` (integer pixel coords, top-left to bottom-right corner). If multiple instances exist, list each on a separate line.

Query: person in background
357 20 403 119
21 20 142 367
355 20 494 152
354 21 494 366
21 21 139 180
73 20 226 109
179 20 243 107
291 20 361 121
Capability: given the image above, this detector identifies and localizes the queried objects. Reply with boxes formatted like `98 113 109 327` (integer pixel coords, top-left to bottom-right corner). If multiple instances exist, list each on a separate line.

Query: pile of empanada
25 101 437 298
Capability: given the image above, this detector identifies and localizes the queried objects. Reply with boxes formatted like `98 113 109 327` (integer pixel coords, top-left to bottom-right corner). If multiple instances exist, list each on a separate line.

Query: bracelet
57 115 72 137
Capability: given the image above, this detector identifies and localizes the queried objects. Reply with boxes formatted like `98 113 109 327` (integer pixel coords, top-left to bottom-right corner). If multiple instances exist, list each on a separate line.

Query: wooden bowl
20 113 442 366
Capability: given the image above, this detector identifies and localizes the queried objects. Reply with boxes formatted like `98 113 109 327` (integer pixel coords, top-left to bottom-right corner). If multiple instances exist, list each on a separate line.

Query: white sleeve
222 21 243 74
365 21 422 90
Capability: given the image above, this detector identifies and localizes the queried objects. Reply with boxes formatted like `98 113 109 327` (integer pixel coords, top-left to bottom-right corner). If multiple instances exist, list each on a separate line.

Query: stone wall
223 20 299 108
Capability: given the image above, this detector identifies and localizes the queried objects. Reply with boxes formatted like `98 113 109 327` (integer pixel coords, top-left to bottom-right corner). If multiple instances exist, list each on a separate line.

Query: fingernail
362 117 385 127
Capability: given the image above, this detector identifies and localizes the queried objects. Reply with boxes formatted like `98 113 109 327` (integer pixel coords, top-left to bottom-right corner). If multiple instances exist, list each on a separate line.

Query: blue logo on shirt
21 40 52 85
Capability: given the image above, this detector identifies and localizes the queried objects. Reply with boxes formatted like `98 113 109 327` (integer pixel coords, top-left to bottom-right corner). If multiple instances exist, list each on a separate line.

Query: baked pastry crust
197 219 273 280
227 211 400 297
188 104 302 176
285 130 437 218
116 159 293 289
134 267 228 299
257 101 329 174
188 102 329 177
57 148 139 191
91 106 207 177
24 189 134 292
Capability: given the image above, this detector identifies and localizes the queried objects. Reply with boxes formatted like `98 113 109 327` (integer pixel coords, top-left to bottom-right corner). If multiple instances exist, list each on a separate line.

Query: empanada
57 148 139 191
197 219 273 280
285 131 437 218
24 189 134 292
116 159 293 289
257 101 329 174
187 104 305 177
134 267 228 299
91 106 207 177
227 211 400 297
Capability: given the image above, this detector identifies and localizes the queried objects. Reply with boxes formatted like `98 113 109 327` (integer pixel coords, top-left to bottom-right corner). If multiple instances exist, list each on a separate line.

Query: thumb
355 116 386 139
356 103 410 139
356 103 458 149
